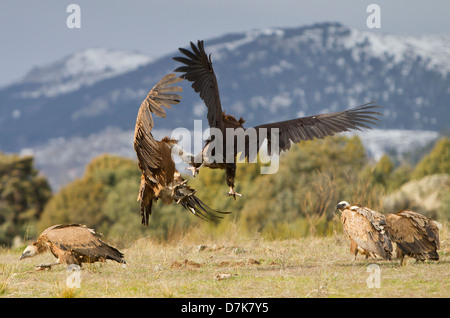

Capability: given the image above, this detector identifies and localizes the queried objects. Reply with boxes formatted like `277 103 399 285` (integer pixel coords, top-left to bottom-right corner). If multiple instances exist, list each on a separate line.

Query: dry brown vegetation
1 223 448 298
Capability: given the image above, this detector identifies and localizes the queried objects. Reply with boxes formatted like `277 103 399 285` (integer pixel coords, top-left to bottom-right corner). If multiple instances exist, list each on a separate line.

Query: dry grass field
1 225 448 299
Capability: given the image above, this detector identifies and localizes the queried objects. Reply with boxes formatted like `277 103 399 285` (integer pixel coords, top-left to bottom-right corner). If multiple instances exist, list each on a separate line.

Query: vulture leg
227 186 243 200
225 164 242 200
35 262 60 271
396 248 406 266
353 249 359 261
186 166 200 177
350 239 358 261
399 255 406 266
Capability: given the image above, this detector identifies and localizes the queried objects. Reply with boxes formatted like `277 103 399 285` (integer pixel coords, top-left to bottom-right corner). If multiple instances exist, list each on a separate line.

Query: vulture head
161 136 178 145
336 201 351 212
222 112 245 127
19 244 38 260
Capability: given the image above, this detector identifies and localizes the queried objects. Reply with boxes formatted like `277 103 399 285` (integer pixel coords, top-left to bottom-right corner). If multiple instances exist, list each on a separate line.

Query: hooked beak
335 202 347 212
19 250 30 260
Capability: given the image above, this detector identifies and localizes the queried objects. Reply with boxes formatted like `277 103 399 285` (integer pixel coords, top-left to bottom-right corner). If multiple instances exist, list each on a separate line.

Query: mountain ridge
8 48 153 99
1 22 448 153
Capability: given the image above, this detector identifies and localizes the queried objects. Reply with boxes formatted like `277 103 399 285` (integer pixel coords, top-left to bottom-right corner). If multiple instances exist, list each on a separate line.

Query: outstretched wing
44 224 125 263
133 73 183 181
173 40 381 162
242 102 381 161
173 40 224 131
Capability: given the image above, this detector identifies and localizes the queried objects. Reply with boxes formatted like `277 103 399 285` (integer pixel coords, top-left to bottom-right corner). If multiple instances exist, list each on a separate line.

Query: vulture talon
186 166 199 177
35 264 53 271
226 189 243 200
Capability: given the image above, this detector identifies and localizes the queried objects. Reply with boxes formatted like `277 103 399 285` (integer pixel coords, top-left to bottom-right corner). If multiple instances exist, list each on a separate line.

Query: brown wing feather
386 210 440 260
134 73 183 183
173 41 224 131
134 73 230 225
352 205 387 231
341 206 392 260
42 224 125 264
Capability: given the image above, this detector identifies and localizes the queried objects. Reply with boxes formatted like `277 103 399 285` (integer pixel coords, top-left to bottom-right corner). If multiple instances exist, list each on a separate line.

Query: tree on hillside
38 154 141 237
412 137 450 179
0 152 52 245
37 177 106 232
372 154 394 187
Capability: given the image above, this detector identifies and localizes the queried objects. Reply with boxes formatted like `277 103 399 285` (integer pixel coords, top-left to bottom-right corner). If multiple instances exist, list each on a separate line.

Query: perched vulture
19 224 125 270
381 210 440 265
336 201 392 260
173 40 382 199
134 73 229 225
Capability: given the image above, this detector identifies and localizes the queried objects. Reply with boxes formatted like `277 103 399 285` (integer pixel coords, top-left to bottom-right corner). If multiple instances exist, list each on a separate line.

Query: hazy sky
1 0 449 87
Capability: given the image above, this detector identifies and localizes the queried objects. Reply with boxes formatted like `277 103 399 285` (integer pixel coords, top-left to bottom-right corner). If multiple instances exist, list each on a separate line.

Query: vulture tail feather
172 183 231 222
180 194 231 222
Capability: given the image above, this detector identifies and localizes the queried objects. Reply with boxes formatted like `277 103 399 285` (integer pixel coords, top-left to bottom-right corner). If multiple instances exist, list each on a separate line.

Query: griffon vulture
380 210 440 265
134 73 229 225
336 201 392 260
173 40 382 199
19 224 125 270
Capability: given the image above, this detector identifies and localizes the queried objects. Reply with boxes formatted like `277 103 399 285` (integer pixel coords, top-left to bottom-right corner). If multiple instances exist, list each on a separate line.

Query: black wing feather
243 102 381 161
174 40 224 131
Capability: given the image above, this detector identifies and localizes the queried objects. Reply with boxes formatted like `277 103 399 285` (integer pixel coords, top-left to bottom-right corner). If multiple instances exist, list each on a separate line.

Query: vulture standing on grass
173 40 382 199
134 73 230 225
336 201 392 260
380 210 440 265
19 224 126 270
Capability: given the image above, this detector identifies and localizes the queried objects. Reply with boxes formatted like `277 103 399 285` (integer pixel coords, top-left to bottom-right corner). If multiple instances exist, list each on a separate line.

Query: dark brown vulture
336 201 392 260
381 210 440 265
173 40 382 199
134 73 229 225
19 224 125 270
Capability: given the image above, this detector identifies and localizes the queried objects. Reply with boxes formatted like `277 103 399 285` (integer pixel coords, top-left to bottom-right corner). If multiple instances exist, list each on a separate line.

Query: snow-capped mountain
15 48 153 98
0 22 448 189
